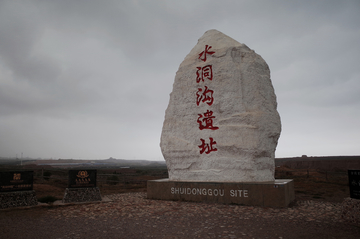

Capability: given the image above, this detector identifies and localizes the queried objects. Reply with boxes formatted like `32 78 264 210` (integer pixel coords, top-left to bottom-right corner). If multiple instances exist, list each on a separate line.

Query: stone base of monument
341 198 360 225
0 190 38 209
147 179 295 208
62 187 102 203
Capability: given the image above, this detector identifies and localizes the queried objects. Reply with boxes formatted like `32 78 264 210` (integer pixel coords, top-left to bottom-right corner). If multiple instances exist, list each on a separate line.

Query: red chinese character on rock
198 137 217 154
198 45 215 62
196 65 213 83
197 110 219 130
196 86 214 106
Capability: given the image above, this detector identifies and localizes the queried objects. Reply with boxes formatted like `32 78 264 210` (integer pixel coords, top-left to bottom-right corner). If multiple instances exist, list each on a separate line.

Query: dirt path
1 192 359 239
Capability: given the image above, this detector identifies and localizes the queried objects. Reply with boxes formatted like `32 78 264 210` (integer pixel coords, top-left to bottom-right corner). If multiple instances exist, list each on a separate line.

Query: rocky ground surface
0 192 359 239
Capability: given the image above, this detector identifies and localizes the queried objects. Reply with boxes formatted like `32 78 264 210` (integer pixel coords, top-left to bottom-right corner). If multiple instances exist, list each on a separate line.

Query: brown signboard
0 171 34 192
68 170 97 188
348 170 360 200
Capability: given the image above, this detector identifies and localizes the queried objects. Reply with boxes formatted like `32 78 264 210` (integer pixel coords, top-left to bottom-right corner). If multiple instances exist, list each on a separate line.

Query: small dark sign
0 171 34 192
68 170 97 188
348 170 360 200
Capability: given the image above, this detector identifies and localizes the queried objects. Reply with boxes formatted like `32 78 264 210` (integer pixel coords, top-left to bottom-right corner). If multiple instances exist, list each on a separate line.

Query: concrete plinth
0 190 37 209
62 187 102 203
147 179 295 208
341 198 360 225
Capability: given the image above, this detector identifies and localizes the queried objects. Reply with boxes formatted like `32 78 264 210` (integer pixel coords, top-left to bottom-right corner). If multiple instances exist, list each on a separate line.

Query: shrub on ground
38 196 58 203
43 171 52 180
106 175 119 185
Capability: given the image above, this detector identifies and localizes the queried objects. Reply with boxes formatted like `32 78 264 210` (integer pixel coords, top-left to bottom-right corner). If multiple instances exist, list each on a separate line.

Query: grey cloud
0 0 359 159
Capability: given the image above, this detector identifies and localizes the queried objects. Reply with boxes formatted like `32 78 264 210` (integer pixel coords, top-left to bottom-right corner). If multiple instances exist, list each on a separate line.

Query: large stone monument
161 29 281 182
148 30 294 207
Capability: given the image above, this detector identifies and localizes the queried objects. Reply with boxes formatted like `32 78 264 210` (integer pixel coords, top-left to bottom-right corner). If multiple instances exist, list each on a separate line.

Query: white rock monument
160 29 281 182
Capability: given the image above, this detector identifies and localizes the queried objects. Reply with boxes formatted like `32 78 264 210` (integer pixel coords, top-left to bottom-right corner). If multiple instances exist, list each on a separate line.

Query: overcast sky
0 0 359 160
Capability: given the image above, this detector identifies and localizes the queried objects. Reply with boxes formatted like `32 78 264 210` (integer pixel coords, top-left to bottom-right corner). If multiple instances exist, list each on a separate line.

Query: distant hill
0 158 166 168
2 156 359 171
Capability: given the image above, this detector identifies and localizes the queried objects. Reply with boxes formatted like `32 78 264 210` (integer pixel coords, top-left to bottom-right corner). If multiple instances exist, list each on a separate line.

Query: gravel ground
0 192 359 239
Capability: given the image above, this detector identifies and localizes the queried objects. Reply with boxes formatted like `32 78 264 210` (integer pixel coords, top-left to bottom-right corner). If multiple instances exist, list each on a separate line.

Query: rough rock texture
160 29 281 182
0 190 37 209
341 197 360 225
62 187 102 203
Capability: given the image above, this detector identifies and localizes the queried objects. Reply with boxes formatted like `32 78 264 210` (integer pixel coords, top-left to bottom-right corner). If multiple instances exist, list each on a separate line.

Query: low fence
275 168 348 184
30 168 167 189
34 168 349 184
2 167 349 188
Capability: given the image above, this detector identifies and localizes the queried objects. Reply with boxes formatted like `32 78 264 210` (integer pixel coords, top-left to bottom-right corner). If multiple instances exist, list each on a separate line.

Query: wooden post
123 174 126 189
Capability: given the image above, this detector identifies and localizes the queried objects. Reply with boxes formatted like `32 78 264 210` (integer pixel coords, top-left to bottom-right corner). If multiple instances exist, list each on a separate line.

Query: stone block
341 197 360 225
160 29 281 182
62 187 102 203
147 179 294 208
0 190 37 209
